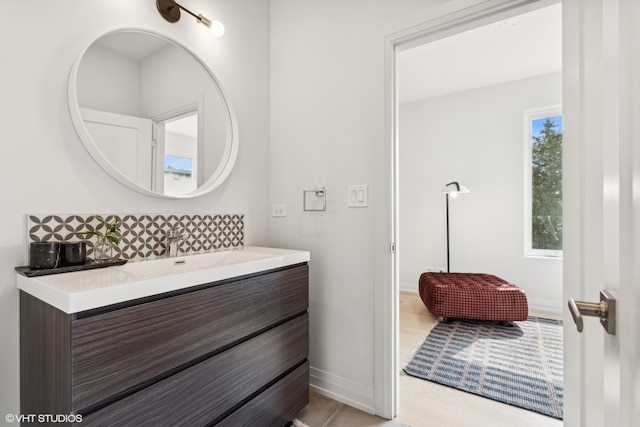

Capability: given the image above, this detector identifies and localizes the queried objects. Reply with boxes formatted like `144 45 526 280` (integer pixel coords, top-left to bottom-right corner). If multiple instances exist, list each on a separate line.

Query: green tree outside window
531 116 563 251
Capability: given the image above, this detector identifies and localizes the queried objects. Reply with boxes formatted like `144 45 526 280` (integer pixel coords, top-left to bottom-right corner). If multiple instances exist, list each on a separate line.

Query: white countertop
17 246 310 314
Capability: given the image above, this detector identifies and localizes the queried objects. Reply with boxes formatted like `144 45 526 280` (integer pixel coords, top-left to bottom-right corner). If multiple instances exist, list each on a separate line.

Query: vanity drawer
217 362 309 427
80 314 309 427
71 264 308 412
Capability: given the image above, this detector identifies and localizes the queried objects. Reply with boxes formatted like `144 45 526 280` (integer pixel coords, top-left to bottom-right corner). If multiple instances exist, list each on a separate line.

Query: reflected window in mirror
164 155 196 195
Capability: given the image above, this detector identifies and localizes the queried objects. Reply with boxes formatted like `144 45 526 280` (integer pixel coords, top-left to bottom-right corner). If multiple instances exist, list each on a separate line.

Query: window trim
524 105 563 259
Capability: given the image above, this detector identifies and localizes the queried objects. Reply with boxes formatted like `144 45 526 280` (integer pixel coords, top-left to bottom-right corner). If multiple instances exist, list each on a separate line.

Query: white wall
399 73 563 312
269 0 491 413
0 0 270 416
78 44 142 116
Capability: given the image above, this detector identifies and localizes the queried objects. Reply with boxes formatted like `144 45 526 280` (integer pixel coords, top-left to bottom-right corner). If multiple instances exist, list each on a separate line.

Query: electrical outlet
272 204 287 217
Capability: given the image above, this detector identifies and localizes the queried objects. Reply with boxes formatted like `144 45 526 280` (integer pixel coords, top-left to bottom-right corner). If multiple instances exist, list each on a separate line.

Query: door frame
376 0 560 418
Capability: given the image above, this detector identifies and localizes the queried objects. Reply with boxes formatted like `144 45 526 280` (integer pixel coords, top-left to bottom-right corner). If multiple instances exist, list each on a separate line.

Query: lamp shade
441 181 470 195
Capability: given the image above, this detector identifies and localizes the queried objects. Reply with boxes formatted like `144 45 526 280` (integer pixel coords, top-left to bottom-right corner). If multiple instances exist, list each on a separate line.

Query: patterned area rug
403 317 563 419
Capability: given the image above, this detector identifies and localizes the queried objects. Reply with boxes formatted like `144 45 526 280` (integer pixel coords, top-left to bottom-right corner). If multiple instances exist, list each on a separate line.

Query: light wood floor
296 291 564 427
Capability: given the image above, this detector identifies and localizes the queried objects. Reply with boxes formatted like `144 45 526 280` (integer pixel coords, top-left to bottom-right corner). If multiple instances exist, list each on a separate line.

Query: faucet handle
168 226 185 238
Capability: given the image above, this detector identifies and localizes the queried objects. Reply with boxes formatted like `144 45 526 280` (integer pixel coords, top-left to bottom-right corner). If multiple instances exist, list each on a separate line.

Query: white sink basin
17 246 310 314
116 249 273 277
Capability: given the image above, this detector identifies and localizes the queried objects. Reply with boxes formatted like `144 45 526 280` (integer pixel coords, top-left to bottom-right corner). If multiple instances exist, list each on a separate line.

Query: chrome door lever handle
568 298 585 332
568 290 616 335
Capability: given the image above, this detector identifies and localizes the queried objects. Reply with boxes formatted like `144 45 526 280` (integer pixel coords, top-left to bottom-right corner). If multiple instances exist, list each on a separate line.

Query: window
164 155 194 180
524 106 563 257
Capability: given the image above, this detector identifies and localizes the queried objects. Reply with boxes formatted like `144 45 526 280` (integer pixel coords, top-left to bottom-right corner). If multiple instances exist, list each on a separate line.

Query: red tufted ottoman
418 272 529 322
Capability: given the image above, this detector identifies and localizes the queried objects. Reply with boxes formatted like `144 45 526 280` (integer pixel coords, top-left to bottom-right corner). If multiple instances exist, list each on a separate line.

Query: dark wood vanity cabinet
20 264 309 426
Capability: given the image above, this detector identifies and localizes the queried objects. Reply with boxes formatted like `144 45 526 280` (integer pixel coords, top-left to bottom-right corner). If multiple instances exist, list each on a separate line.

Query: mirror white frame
68 28 238 199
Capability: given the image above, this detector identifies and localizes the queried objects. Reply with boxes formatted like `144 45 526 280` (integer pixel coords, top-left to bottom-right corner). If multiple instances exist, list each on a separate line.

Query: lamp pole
441 181 469 274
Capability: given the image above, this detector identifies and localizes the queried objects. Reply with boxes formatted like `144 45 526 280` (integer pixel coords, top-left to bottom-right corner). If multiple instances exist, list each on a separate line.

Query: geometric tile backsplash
27 214 244 261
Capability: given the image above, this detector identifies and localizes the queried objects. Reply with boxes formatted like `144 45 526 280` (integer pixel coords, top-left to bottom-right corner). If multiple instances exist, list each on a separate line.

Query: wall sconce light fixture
156 0 225 38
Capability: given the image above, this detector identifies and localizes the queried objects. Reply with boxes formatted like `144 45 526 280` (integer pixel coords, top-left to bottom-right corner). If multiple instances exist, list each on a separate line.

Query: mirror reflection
163 113 198 195
70 29 237 198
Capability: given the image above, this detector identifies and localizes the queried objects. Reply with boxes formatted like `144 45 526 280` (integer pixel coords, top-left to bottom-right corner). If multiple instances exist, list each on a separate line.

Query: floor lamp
441 181 469 273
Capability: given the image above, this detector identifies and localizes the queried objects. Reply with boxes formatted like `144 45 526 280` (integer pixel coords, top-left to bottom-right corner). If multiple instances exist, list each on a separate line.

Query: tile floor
294 390 407 427
293 291 564 427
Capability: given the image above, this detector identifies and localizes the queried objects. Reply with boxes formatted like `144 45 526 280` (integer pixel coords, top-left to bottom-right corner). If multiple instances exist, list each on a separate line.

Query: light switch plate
348 185 368 207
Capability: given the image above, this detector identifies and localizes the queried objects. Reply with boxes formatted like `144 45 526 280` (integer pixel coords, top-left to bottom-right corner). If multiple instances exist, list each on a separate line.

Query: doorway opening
390 1 563 422
152 107 201 197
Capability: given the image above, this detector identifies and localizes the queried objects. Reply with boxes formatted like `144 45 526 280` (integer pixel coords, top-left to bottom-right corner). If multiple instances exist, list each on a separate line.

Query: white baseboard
399 281 418 293
309 366 375 415
528 297 563 314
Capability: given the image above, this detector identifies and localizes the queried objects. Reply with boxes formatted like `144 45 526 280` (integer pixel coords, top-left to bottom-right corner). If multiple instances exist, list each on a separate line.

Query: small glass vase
94 238 113 261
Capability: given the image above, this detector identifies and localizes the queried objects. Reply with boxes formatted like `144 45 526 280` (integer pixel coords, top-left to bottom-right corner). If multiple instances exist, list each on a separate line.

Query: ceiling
95 32 169 60
398 3 562 104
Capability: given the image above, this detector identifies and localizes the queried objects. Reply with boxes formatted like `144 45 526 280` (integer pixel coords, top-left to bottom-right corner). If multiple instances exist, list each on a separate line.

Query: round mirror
68 28 238 198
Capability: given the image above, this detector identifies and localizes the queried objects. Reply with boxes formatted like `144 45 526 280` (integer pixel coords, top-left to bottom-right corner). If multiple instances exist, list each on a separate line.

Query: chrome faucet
166 227 185 257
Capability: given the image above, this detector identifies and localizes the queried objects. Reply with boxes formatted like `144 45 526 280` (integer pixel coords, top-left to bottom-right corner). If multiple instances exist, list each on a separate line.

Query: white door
81 108 153 190
563 0 640 425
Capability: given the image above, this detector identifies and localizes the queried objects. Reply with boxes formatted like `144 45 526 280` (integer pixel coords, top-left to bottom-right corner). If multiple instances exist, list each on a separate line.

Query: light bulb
210 20 225 38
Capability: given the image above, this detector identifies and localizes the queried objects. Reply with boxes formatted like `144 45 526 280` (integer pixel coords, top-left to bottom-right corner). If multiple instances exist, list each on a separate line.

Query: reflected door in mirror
81 108 152 190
